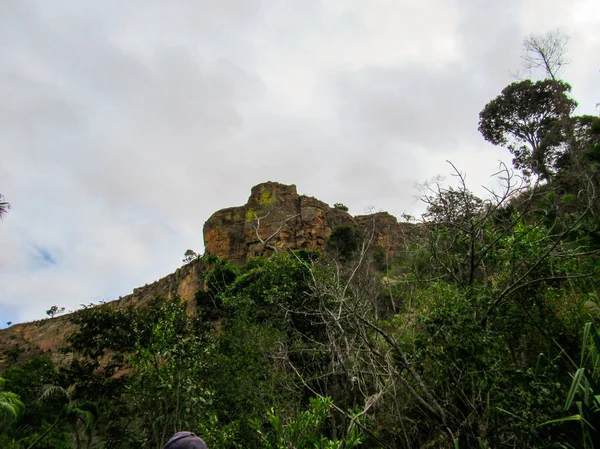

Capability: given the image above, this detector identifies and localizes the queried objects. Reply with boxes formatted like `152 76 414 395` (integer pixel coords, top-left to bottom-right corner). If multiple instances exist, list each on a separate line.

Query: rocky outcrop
0 261 203 369
1 181 414 369
203 182 335 264
203 181 409 264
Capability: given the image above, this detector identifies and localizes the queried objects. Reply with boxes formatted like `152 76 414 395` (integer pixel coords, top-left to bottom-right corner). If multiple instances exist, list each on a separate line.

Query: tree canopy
478 79 577 180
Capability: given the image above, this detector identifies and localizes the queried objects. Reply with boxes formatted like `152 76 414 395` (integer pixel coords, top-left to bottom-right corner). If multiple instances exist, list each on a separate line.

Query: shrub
333 203 349 212
326 225 363 259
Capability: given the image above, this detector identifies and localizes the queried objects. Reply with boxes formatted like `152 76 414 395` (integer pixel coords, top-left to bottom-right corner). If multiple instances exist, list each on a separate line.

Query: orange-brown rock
203 181 409 264
0 261 203 369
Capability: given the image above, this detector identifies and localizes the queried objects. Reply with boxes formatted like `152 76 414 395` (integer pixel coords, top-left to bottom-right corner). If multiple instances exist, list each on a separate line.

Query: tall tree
37 385 98 449
478 79 577 180
520 31 589 169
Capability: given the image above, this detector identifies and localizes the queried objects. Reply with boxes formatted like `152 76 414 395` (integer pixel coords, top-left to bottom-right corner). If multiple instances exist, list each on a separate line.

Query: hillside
1 167 599 448
0 181 412 368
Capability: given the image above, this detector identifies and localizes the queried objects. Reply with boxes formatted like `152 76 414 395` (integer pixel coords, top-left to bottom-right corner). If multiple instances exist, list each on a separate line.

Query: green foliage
2 346 23 365
546 322 600 448
372 245 388 272
127 299 213 448
222 252 310 313
326 225 364 260
36 385 98 449
478 79 577 179
2 355 64 447
250 396 362 449
406 283 571 446
0 377 24 432
66 298 214 449
207 313 294 445
582 117 600 166
333 203 349 212
196 255 239 315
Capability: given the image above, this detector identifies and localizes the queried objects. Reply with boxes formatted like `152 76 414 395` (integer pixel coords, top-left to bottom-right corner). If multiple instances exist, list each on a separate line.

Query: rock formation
203 182 351 264
0 181 413 369
0 261 203 368
203 181 411 264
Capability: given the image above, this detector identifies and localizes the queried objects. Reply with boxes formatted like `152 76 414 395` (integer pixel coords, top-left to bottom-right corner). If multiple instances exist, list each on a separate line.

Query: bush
326 225 363 260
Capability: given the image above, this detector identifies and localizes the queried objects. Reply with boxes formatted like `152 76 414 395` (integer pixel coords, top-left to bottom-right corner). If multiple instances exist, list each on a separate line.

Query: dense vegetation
2 36 600 448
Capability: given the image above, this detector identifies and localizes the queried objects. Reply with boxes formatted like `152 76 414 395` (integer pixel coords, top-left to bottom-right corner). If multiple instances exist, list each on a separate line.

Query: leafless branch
248 210 300 254
522 30 569 80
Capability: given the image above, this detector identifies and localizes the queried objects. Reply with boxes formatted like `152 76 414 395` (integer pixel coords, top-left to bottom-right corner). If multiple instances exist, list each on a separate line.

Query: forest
2 35 600 448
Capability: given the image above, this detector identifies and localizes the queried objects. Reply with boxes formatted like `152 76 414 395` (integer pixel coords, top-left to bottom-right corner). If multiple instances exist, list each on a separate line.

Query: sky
1 0 599 325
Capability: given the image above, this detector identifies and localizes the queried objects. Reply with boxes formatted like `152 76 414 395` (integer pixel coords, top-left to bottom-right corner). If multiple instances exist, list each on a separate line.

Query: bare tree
419 161 532 289
522 30 569 81
248 210 299 255
417 162 598 326
276 219 452 446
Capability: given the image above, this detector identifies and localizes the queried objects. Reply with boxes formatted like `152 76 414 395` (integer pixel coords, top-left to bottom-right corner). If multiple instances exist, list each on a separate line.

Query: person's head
162 432 207 449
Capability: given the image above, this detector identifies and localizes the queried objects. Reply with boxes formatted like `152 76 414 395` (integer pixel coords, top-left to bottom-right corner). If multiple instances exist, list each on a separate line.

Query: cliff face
0 181 412 369
0 261 203 368
203 181 408 264
203 182 351 264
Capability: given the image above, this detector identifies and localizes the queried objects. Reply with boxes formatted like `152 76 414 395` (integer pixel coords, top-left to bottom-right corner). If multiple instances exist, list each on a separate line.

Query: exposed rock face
0 181 413 369
203 181 408 264
204 182 328 264
0 261 203 369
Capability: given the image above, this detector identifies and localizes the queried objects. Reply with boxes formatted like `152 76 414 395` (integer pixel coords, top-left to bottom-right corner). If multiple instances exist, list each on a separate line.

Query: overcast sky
1 0 599 325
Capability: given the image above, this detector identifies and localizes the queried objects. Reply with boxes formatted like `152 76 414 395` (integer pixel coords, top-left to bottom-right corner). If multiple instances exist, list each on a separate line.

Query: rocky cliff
0 260 204 368
204 181 409 264
0 181 412 369
204 182 348 264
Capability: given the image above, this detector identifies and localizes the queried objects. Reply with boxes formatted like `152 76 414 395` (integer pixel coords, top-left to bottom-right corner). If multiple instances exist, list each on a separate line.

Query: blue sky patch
33 246 57 266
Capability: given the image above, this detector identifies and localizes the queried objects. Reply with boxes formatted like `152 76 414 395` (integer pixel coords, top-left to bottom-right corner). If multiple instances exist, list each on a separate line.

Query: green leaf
565 369 585 411
540 414 594 429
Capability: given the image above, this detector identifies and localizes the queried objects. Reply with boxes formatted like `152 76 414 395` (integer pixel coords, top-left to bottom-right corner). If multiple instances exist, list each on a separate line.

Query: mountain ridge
0 181 413 368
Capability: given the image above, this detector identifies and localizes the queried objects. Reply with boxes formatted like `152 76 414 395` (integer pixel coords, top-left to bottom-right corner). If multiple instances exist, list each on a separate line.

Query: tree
0 378 24 432
35 385 98 449
519 31 592 175
521 30 569 81
0 194 10 220
46 306 65 319
66 298 214 449
478 79 577 180
326 224 364 260
419 162 526 289
182 249 198 264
